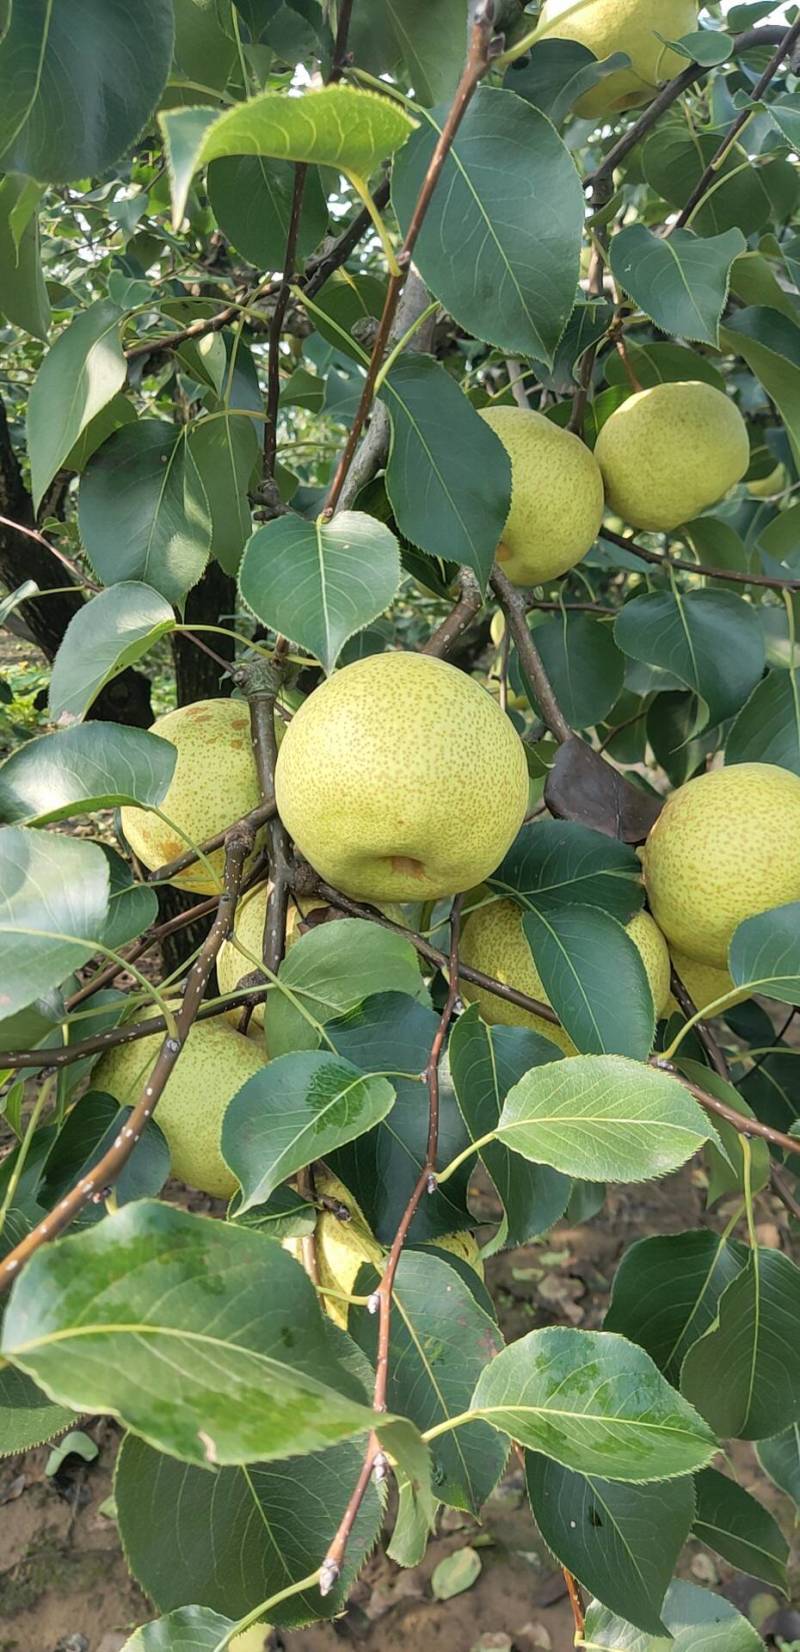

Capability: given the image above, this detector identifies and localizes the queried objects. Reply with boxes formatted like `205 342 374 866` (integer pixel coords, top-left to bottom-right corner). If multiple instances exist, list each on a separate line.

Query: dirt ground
1 1167 797 1652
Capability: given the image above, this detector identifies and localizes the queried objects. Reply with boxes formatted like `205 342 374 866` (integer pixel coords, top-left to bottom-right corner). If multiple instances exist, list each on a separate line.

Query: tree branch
490 567 572 743
264 165 308 481
146 797 276 886
601 526 800 592
421 569 483 658
0 825 254 1290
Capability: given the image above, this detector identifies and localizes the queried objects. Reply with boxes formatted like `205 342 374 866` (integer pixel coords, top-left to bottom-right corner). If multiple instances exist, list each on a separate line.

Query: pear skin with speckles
644 763 800 968
595 382 749 532
93 1011 266 1198
668 949 744 1018
274 653 530 902
480 406 604 586
230 1629 270 1651
535 0 698 119
460 901 670 1051
120 698 263 894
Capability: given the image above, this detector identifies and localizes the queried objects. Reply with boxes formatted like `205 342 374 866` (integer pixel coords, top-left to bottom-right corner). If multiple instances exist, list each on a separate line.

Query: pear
535 0 699 120
93 1010 265 1198
668 949 744 1018
460 900 670 1051
480 407 604 586
747 462 786 499
274 653 529 902
230 1631 269 1652
120 698 263 895
594 381 749 532
644 763 800 968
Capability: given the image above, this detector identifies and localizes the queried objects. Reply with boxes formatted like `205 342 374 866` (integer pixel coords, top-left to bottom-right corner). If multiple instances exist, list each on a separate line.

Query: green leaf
185 414 259 577
121 1607 238 1652
520 909 655 1059
350 0 468 107
222 1052 395 1212
756 1424 800 1508
1 1201 379 1467
488 821 644 922
0 0 174 183
604 1231 747 1386
682 1248 800 1439
79 422 212 605
0 724 176 826
352 1251 506 1515
161 85 416 228
609 225 745 348
449 1006 570 1248
583 1579 766 1651
728 669 800 775
326 993 473 1245
496 1056 714 1183
693 1467 788 1589
379 354 511 592
238 511 401 675
615 590 765 733
265 919 426 1056
0 173 49 338
392 87 583 363
642 125 783 239
116 1430 381 1625
48 582 175 724
64 393 137 474
0 827 110 1018
526 1453 694 1636
505 38 629 124
27 300 127 509
468 1327 717 1481
99 847 160 954
40 1092 170 1219
431 1545 482 1600
207 154 328 269
604 341 725 393
722 308 800 463
678 1063 771 1206
729 902 800 1005
0 1365 74 1458
516 615 625 731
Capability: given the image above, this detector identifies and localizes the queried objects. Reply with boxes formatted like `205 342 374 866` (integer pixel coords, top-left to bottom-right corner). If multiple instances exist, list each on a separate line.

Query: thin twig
658 1064 800 1158
564 1569 586 1638
421 569 483 658
66 896 220 1008
331 0 355 78
0 825 253 1290
264 165 308 479
491 567 572 743
669 968 730 1081
0 514 100 592
771 1163 800 1222
568 243 606 436
601 526 800 592
146 797 276 885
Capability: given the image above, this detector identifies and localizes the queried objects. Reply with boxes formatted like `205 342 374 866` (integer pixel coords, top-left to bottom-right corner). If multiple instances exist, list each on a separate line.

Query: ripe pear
595 382 749 532
93 1010 265 1198
230 1631 268 1652
274 653 529 902
460 900 670 1051
120 698 263 895
480 407 604 586
534 0 699 120
644 763 800 968
668 949 743 1018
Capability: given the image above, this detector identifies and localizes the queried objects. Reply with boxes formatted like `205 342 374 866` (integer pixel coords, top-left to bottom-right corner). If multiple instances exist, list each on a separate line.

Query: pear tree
1 2 800 1647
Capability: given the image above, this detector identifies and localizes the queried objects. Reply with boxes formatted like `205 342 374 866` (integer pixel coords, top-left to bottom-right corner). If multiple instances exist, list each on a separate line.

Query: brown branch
146 797 276 885
304 181 390 300
672 18 800 231
0 825 254 1291
601 526 800 592
331 0 355 78
568 242 607 436
66 895 220 1009
657 1062 800 1158
490 567 572 744
669 968 730 1082
0 513 100 592
421 569 483 658
264 165 308 480
771 1163 800 1222
564 1570 586 1638
323 1 498 517
321 896 465 1592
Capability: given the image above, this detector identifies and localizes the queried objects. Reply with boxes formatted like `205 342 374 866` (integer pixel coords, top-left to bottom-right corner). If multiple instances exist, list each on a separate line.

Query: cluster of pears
482 378 750 590
534 0 700 120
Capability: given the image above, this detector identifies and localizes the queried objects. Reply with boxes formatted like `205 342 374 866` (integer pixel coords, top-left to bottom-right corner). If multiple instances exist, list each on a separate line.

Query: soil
1 1168 797 1652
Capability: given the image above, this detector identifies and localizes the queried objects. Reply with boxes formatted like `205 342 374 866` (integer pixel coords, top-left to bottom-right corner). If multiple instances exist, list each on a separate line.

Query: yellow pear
275 653 529 902
644 763 800 968
230 1631 269 1652
480 407 604 586
93 1010 265 1198
460 901 670 1051
595 382 749 532
534 0 699 120
120 698 263 895
668 949 743 1018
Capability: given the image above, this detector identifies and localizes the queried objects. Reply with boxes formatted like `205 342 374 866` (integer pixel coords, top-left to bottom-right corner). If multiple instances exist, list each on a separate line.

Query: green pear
274 652 529 902
480 406 604 586
230 1630 269 1651
460 900 671 1051
93 1011 265 1197
594 381 750 532
535 0 699 120
120 698 263 895
644 763 800 968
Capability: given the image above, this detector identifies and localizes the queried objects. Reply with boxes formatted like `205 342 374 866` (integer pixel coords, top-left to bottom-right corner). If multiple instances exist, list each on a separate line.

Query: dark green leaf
756 1424 800 1508
0 723 176 826
722 307 800 459
27 300 126 509
0 174 49 338
469 1327 717 1480
39 1093 170 1219
526 1453 694 1635
79 421 212 605
604 1230 747 1385
505 38 629 124
48 582 175 724
229 1184 317 1241
392 87 583 363
518 615 624 730
350 0 468 106
682 1248 800 1439
185 414 258 577
730 902 800 1005
583 1579 766 1651
489 821 644 922
521 909 655 1059
222 1052 395 1212
207 156 328 268
450 1006 570 1247
238 511 401 675
0 0 174 182
1 1201 378 1466
642 125 782 238
0 827 110 1018
379 354 511 591
604 341 725 393
497 1056 713 1183
615 590 765 733
693 1467 788 1589
0 1365 74 1457
609 225 745 348
265 920 426 1056
121 1607 237 1651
